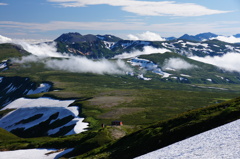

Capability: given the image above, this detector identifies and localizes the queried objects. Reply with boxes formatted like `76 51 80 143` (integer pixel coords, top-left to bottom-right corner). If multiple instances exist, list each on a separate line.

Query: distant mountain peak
55 32 122 43
178 32 217 42
96 34 122 42
234 34 240 38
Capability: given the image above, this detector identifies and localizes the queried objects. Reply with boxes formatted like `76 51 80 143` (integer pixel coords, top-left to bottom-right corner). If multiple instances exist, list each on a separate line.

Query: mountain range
54 32 240 59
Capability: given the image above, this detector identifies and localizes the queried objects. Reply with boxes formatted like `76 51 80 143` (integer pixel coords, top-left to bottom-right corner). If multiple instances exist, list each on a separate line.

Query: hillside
0 33 240 158
0 94 239 159
72 96 240 159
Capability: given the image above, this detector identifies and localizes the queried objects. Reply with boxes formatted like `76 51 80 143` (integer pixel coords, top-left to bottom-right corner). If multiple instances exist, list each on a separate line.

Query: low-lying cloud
211 36 240 44
15 41 65 58
127 31 165 41
0 35 12 43
114 46 170 59
163 58 197 70
45 57 131 74
1 36 132 75
190 53 240 72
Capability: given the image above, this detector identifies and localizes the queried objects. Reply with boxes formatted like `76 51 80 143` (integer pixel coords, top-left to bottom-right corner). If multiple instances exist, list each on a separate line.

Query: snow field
0 148 73 159
135 119 240 159
0 97 88 136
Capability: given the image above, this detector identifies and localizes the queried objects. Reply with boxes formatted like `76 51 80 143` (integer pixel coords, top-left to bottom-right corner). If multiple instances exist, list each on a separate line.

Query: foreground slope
136 119 240 159
73 97 240 159
0 95 239 159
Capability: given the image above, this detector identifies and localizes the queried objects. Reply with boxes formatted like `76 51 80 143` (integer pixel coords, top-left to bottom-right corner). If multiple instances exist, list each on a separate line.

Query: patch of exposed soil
98 107 144 119
88 96 134 108
109 127 126 140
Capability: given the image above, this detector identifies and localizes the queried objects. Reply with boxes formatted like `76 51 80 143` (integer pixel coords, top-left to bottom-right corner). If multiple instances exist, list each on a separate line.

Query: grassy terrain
72 96 240 159
140 52 240 84
3 62 239 130
1 47 240 130
0 95 239 159
0 43 240 158
0 44 29 61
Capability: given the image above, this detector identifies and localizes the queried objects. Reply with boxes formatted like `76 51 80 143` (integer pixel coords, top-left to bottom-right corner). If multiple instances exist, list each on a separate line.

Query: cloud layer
212 36 240 44
190 53 240 72
1 21 240 39
0 35 12 43
45 58 131 74
114 46 170 59
127 31 165 41
2 37 132 75
48 0 230 17
163 58 197 70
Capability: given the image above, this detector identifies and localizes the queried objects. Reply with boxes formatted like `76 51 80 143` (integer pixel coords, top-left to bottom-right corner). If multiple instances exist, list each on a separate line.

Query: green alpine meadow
0 32 240 158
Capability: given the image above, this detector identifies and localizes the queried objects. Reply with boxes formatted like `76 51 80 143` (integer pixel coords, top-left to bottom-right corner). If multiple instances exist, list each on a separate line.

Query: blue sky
0 0 239 39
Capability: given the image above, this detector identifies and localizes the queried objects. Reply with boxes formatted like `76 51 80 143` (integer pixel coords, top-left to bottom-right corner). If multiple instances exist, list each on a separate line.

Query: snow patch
103 41 115 49
0 148 73 159
136 119 240 159
129 58 170 78
137 74 152 81
0 97 88 135
27 83 52 95
0 61 7 69
207 79 212 82
180 74 191 78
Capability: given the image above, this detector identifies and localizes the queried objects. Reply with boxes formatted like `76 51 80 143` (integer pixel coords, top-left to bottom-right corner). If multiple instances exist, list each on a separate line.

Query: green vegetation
0 44 29 61
0 109 15 119
140 52 240 84
73 97 240 159
1 96 239 158
0 43 240 158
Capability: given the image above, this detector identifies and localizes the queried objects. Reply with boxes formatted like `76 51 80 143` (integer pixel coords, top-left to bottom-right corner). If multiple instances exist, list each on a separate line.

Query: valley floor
135 119 240 159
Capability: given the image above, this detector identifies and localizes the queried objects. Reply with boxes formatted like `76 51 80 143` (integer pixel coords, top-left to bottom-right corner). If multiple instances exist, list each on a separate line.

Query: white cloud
0 35 12 43
48 0 230 17
45 57 132 74
211 36 240 44
163 58 197 70
114 46 170 59
190 53 240 72
127 31 165 41
15 41 65 57
1 21 240 38
0 3 8 5
7 37 132 75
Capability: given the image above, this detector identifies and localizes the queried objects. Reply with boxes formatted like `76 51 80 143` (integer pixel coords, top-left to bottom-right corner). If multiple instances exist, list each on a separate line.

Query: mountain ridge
54 32 240 59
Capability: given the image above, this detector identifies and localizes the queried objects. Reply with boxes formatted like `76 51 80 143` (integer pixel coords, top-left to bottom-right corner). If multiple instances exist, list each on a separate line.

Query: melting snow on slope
0 148 73 159
129 58 171 78
135 119 240 159
26 83 52 95
0 97 88 135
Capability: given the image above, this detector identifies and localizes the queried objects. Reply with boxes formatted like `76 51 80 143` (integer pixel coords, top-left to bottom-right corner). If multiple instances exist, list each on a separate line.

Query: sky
0 0 240 40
